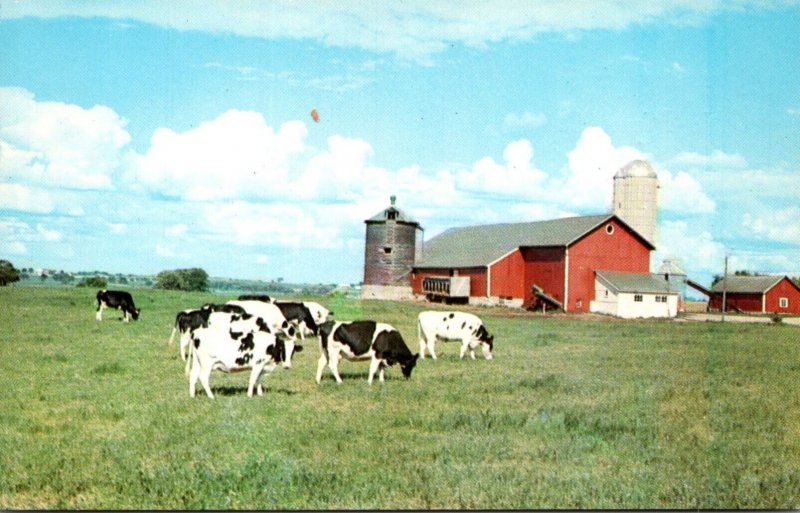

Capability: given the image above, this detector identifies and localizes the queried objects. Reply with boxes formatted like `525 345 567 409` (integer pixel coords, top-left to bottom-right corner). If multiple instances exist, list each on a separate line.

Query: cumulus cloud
658 169 716 214
130 109 308 201
561 126 647 209
0 218 63 255
0 87 130 190
455 139 548 199
653 220 725 274
743 208 800 244
3 2 791 61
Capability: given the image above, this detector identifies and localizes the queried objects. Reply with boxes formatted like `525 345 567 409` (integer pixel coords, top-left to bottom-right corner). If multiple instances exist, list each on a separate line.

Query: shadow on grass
211 385 298 396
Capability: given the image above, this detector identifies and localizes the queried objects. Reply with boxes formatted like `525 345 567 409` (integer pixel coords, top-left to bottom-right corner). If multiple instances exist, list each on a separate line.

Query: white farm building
591 271 681 319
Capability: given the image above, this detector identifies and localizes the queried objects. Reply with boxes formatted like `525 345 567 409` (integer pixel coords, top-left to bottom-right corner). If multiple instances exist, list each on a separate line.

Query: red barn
708 275 800 314
411 214 654 312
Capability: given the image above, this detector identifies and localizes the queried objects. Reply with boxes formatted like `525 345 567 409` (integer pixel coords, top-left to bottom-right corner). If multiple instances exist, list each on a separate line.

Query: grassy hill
1 286 798 509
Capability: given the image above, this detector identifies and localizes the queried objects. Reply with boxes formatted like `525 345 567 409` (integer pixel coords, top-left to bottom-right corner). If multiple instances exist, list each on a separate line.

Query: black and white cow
227 300 301 368
188 315 287 398
96 290 140 322
316 320 419 385
417 311 494 360
293 300 333 326
238 294 273 302
273 301 319 339
169 303 247 360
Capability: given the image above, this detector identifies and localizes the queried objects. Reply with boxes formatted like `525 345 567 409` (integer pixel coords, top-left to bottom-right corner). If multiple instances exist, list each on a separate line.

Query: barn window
387 210 397 220
605 224 615 235
575 299 582 308
634 294 643 302
780 297 789 308
383 247 392 254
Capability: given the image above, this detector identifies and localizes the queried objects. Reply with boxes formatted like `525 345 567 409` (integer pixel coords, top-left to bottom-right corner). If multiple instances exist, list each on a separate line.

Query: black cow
315 320 418 385
96 290 140 322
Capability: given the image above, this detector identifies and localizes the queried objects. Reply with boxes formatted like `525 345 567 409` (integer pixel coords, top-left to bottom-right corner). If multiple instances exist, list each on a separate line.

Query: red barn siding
766 279 800 313
709 292 763 313
567 219 651 312
488 250 525 299
521 247 566 305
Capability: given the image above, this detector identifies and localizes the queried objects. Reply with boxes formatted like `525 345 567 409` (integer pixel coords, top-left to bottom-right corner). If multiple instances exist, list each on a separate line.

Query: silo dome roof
615 159 657 178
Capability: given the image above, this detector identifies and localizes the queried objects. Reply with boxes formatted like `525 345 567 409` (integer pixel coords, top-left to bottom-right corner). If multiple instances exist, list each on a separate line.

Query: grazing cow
169 303 248 361
273 301 319 338
316 320 418 385
417 311 494 360
188 317 287 398
96 290 140 322
296 301 333 325
227 300 301 368
238 294 273 302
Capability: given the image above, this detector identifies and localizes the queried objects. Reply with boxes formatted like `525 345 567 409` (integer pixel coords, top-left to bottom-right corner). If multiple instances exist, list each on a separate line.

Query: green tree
154 268 208 292
0 260 21 286
77 276 108 288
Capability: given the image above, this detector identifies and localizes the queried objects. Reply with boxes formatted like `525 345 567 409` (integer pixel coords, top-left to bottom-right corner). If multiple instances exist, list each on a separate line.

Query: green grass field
1 286 799 509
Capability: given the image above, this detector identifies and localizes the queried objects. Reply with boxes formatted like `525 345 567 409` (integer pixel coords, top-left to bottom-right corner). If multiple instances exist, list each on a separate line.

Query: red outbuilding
707 275 800 314
411 214 655 312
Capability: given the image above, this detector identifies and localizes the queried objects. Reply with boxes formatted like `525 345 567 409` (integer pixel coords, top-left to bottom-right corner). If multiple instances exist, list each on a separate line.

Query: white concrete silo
613 159 659 245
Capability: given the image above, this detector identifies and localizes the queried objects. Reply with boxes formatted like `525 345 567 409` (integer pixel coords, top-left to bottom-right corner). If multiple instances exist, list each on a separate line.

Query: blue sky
1 2 799 287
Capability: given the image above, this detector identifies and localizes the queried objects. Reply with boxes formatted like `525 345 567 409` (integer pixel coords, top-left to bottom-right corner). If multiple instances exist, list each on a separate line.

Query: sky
1 1 799 288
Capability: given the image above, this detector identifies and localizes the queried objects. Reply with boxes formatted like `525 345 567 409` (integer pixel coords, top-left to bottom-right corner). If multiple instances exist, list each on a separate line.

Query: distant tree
77 276 108 288
155 268 208 292
0 260 21 286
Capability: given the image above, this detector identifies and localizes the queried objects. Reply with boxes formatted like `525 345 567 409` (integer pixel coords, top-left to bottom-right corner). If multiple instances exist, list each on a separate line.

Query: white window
779 297 789 309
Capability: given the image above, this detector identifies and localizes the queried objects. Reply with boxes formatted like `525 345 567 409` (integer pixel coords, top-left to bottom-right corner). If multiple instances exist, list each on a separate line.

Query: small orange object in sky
310 109 320 123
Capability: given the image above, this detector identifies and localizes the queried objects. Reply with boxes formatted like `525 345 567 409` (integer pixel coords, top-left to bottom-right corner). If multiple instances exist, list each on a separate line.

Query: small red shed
411 214 654 312
708 275 800 314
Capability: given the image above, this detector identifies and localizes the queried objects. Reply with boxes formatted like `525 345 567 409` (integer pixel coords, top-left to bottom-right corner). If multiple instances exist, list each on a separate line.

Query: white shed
591 271 680 319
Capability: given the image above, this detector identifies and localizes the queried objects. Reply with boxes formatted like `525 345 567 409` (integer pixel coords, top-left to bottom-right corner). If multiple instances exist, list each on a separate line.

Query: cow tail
168 326 177 346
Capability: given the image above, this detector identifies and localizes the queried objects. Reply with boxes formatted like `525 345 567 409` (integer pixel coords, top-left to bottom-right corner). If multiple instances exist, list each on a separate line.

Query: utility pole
721 253 729 322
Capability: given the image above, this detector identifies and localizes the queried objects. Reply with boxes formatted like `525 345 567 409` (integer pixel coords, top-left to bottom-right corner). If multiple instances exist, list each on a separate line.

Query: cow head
400 354 420 379
476 326 494 360
132 308 141 321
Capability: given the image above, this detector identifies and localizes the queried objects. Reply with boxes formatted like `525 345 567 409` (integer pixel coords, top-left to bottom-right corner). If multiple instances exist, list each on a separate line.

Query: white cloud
561 126 648 209
673 149 748 168
107 223 127 234
0 183 55 214
255 254 269 264
155 243 176 258
3 2 791 61
36 224 62 242
165 224 188 237
455 139 548 199
658 169 716 214
131 109 308 201
671 61 685 73
653 220 725 275
788 107 800 116
0 87 130 190
503 112 547 131
0 218 62 253
743 208 800 244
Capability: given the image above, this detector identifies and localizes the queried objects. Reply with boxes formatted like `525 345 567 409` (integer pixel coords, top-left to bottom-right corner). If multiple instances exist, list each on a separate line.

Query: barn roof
415 214 650 269
710 275 791 294
596 271 681 295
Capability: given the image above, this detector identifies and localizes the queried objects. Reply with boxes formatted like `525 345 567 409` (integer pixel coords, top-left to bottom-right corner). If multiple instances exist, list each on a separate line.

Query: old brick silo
361 196 422 300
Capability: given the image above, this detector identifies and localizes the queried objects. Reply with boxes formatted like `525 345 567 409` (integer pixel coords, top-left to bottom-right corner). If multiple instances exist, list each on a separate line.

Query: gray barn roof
415 214 652 269
596 271 681 295
709 275 787 294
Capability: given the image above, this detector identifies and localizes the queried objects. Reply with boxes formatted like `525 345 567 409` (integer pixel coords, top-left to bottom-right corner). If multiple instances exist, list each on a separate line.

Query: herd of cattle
95 289 495 398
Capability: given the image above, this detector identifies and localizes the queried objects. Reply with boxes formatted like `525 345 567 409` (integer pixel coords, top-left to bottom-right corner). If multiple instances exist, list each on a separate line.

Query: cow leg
123 310 130 323
247 366 264 397
179 332 190 361
368 357 382 385
379 363 386 383
459 341 468 359
199 368 214 399
95 302 104 321
328 350 344 384
315 353 328 384
188 359 201 397
428 339 438 360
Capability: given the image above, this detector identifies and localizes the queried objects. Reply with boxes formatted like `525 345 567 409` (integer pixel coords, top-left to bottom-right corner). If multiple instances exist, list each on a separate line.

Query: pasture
1 286 799 509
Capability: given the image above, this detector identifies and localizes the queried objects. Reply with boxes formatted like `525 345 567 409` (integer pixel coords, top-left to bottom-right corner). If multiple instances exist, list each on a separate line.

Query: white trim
762 294 766 313
564 248 570 312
